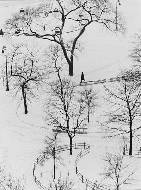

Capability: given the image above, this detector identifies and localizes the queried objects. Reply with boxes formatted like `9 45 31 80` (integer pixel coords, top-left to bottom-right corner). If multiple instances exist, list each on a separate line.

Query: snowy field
0 1 141 190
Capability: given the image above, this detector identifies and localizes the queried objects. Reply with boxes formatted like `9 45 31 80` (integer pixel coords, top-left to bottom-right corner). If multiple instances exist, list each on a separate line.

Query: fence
33 142 89 189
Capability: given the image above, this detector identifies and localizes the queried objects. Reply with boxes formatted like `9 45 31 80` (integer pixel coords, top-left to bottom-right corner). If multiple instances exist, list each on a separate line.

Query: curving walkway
33 142 89 189
33 142 108 190
75 145 108 190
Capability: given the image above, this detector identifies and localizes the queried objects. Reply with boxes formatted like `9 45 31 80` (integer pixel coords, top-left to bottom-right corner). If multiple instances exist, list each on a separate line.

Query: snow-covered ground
0 78 141 190
0 1 141 190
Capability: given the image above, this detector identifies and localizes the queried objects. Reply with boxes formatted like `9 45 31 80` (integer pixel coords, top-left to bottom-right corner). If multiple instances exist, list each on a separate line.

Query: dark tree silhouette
9 45 45 114
4 0 124 76
103 152 135 190
103 70 141 155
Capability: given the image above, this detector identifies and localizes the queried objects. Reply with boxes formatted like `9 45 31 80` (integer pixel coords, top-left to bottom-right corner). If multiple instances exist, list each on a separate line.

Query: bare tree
103 70 141 155
4 0 124 76
9 45 46 114
103 152 135 190
44 46 90 155
79 87 97 123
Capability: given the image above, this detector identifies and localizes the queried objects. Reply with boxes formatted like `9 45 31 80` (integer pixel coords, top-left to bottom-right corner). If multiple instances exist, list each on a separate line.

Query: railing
77 76 127 87
52 128 88 134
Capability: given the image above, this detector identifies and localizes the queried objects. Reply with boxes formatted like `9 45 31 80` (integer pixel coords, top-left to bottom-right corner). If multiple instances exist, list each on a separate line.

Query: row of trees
2 49 140 189
1 42 97 154
0 43 97 189
0 0 125 160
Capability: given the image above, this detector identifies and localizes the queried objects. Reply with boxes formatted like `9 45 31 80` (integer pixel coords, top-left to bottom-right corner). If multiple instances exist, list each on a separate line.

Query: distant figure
0 29 4 36
20 8 24 13
81 72 85 83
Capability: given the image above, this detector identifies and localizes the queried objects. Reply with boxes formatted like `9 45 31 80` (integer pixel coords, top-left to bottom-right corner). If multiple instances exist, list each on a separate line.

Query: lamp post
2 46 9 91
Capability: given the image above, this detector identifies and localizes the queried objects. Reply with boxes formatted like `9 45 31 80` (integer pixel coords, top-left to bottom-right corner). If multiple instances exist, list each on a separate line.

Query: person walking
81 72 85 83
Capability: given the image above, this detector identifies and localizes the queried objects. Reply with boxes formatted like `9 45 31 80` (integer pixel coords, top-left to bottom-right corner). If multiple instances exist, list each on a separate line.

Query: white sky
0 1 141 190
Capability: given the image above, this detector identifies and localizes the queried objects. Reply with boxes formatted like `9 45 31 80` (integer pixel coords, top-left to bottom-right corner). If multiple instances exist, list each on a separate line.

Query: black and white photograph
0 0 141 190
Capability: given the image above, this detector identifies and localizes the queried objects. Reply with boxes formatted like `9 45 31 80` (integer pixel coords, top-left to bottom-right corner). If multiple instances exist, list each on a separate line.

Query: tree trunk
69 136 73 155
53 147 56 180
117 185 120 190
88 109 90 123
116 177 120 190
24 92 28 114
129 122 133 155
69 63 73 76
6 79 9 91
22 85 28 114
129 130 132 155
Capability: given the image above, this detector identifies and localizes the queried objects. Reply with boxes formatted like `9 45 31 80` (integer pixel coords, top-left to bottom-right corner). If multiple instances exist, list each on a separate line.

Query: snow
0 76 141 190
0 1 141 190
